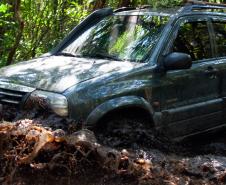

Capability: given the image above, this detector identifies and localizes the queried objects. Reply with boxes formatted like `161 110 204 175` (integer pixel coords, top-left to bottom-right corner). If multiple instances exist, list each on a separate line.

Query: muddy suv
0 1 226 140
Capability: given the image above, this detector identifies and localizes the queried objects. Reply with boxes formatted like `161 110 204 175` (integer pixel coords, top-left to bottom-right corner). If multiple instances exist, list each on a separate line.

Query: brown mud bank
1 106 226 185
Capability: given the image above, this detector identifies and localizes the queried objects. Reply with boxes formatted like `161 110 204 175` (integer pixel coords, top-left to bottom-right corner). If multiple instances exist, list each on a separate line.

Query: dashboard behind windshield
61 14 169 62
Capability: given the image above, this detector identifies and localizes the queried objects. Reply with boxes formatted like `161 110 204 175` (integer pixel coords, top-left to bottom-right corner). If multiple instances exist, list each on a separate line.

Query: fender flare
86 96 154 126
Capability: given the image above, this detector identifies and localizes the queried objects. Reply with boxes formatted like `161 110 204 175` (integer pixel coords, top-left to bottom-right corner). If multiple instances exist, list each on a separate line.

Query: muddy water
1 106 226 185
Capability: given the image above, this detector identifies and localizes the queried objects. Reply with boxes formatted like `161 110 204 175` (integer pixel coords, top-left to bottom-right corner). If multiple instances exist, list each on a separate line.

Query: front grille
0 88 28 105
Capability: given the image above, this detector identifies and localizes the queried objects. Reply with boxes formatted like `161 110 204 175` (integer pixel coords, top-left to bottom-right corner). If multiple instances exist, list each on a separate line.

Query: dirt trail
1 106 226 185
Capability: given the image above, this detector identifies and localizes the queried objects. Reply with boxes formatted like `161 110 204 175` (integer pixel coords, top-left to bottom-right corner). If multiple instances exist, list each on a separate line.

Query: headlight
27 90 68 116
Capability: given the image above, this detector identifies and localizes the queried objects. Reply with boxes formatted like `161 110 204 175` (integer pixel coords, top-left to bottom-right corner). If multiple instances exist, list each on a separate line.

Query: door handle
204 66 219 76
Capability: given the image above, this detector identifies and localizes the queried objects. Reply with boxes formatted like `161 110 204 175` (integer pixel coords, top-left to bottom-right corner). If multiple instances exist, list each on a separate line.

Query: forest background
0 0 224 67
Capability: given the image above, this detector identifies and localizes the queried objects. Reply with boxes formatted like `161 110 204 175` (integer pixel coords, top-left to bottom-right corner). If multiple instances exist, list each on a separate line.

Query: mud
1 106 226 185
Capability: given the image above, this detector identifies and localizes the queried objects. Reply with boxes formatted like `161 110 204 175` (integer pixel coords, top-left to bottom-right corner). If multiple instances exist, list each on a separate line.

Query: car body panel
63 64 155 122
86 96 154 126
0 56 141 93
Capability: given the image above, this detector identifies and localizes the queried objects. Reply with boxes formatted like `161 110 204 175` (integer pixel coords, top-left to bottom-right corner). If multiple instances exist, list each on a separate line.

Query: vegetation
0 0 224 66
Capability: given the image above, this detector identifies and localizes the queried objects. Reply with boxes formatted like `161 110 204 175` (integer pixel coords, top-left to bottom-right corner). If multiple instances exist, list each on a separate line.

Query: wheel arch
86 96 155 127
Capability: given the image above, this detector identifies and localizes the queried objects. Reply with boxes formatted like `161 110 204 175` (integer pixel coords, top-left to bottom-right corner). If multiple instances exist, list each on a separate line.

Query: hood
0 56 139 93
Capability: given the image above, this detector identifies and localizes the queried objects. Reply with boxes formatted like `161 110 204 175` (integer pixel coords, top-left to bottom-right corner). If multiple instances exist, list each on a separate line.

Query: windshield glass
61 14 169 62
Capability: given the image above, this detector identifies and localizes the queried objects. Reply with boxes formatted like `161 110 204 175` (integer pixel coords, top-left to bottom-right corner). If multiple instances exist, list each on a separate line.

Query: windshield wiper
90 53 122 61
56 52 123 61
55 52 79 57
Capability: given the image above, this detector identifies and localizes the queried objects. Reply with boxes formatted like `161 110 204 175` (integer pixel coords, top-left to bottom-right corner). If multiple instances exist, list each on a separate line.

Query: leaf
0 4 9 13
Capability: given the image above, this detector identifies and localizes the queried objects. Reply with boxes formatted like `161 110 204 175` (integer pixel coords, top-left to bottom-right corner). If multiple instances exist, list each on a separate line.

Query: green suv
0 1 226 140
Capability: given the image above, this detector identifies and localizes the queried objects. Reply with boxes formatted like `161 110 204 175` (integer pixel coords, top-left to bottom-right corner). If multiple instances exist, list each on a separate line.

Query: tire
94 113 152 148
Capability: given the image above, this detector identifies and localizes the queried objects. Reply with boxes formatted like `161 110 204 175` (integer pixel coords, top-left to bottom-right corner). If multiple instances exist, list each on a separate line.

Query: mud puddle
1 106 226 185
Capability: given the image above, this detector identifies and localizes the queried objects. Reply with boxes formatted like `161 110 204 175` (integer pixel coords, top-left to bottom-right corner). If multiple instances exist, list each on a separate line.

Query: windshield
61 14 169 62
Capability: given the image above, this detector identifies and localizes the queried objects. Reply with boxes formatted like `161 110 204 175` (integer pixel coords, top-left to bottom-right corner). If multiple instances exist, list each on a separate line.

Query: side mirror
163 52 192 71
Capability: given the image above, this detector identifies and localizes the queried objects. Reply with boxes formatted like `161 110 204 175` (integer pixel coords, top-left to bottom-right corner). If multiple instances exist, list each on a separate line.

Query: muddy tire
95 113 152 148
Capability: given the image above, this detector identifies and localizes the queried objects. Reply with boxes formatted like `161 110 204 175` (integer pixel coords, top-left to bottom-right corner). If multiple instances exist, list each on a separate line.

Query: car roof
114 1 226 17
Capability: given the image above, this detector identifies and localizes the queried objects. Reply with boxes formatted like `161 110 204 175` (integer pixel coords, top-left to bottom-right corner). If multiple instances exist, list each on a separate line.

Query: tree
6 0 24 65
0 0 225 66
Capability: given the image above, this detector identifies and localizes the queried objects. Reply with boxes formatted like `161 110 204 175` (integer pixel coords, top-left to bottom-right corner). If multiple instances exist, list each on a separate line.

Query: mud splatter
1 105 226 185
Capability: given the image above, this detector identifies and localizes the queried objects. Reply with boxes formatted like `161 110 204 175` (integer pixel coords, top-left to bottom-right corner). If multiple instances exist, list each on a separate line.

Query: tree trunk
118 0 131 7
6 0 24 65
93 0 106 10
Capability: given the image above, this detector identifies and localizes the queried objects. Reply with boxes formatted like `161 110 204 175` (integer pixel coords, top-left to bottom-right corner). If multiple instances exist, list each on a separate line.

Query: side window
172 21 212 61
212 21 226 57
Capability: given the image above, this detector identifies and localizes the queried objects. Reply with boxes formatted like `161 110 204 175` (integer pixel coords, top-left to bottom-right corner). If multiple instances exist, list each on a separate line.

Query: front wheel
94 114 153 148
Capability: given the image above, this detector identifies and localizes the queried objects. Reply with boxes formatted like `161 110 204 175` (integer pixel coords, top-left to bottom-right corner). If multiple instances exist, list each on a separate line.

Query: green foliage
0 3 15 66
17 0 90 61
0 4 9 13
150 0 182 8
0 0 226 66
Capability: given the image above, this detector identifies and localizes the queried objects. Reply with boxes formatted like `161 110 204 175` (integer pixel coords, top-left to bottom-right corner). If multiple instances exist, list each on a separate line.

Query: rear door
153 16 223 138
211 17 226 122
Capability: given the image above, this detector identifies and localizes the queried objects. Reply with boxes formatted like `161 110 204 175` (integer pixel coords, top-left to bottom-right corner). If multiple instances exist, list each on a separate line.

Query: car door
211 17 226 122
152 16 223 139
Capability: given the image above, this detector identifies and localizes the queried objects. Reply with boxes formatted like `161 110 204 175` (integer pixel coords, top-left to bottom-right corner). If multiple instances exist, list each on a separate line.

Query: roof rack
114 1 226 14
185 0 226 6
182 0 226 12
114 5 152 13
